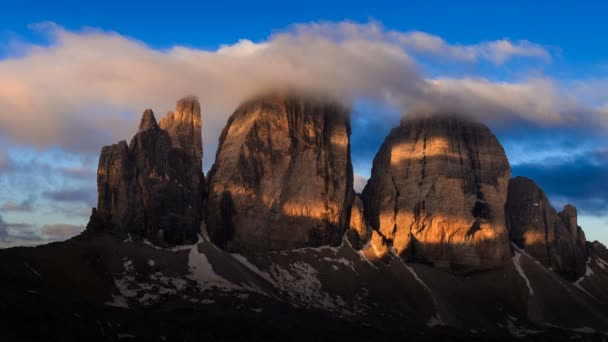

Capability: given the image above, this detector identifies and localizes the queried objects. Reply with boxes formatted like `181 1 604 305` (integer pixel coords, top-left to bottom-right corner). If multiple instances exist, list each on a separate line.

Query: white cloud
0 20 604 171
393 30 551 64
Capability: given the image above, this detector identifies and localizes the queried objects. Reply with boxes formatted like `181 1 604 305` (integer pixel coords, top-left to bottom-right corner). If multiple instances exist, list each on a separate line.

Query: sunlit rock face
205 94 353 252
361 115 511 269
347 195 369 248
506 176 587 279
87 97 204 245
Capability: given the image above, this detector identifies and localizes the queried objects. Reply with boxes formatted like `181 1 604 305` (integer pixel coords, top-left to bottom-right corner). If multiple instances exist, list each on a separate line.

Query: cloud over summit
1 20 606 162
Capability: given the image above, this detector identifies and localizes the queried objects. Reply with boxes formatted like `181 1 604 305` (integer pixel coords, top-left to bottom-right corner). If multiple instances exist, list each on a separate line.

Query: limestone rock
506 176 587 279
139 109 158 131
87 96 204 245
361 230 389 261
205 94 353 252
159 96 202 153
348 194 369 247
361 115 511 269
94 140 130 230
158 95 205 224
588 240 608 261
559 204 587 250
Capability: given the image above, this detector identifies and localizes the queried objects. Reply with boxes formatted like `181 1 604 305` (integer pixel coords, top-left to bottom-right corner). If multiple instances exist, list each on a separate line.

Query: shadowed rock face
87 97 204 245
361 115 511 269
205 94 353 252
506 176 587 279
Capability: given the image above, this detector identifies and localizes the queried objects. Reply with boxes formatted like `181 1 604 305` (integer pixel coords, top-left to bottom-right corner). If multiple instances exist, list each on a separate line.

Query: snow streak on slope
574 258 594 288
231 254 277 286
513 250 534 295
187 236 237 289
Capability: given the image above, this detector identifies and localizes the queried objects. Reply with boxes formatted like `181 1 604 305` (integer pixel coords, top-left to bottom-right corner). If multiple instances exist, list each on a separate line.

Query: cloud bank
1 21 605 165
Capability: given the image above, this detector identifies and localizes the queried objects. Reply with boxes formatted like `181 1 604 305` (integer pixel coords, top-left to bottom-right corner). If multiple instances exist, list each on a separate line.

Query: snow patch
322 256 356 272
200 223 211 242
426 315 446 327
105 295 130 308
573 326 596 333
117 333 136 338
24 262 41 278
122 259 134 272
187 237 236 289
269 261 350 313
574 258 594 287
401 261 438 305
596 257 608 270
499 316 542 338
573 258 599 300
545 323 608 336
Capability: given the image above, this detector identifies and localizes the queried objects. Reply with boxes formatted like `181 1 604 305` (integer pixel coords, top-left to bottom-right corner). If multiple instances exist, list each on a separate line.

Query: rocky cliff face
159 96 205 198
506 176 587 279
205 94 353 252
361 115 511 269
87 97 204 245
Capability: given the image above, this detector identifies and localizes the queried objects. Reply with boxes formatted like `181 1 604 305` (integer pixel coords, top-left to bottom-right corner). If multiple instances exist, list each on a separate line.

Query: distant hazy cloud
42 188 96 204
41 223 82 240
1 20 605 165
0 214 39 246
0 214 82 247
0 148 9 171
1 197 34 212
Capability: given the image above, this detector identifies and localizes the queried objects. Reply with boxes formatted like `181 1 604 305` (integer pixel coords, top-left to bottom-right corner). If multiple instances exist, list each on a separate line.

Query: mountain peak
138 109 158 131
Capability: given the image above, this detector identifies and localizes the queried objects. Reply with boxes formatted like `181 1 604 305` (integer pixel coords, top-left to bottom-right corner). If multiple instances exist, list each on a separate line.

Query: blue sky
0 1 607 246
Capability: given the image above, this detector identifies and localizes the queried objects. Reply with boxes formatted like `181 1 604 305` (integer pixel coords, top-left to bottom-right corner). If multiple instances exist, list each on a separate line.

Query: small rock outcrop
506 176 587 279
205 94 353 252
87 96 204 245
361 115 511 269
348 195 369 247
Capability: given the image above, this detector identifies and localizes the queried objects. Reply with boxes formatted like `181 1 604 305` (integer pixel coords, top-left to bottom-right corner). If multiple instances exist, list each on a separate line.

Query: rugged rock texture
205 94 353 252
361 115 511 269
589 240 608 258
506 176 587 279
159 96 205 198
347 194 369 247
361 230 389 261
87 97 204 245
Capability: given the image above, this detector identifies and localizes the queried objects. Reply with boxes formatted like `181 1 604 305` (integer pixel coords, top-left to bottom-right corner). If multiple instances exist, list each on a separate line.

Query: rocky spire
87 96 204 245
205 94 353 252
138 109 158 131
159 96 203 165
506 176 588 279
361 115 511 270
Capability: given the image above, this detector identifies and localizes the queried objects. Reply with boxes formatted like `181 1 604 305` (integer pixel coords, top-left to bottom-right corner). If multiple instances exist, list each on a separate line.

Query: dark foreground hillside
1 228 607 341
